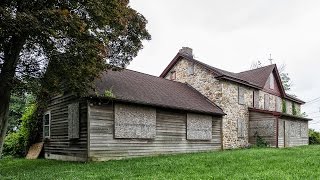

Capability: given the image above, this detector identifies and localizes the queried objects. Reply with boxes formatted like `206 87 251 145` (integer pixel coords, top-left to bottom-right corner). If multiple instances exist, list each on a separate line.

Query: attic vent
179 47 193 58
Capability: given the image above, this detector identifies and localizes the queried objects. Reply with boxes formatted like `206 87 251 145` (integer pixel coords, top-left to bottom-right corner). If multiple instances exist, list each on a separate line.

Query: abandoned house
42 47 311 161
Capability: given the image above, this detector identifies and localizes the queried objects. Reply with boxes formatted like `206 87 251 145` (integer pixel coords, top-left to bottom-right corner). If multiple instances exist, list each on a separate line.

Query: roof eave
86 96 225 116
248 107 312 121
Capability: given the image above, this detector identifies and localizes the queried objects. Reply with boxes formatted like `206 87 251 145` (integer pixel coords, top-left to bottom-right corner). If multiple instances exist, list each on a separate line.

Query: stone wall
165 59 223 105
165 58 302 148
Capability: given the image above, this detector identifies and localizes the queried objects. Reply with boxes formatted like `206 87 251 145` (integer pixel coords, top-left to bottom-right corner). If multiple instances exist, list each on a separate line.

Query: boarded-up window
68 102 79 139
187 113 212 140
237 119 245 138
270 74 275 89
264 94 270 110
43 112 51 138
276 97 282 112
253 90 259 108
238 86 245 105
188 62 194 75
114 104 156 139
301 122 308 137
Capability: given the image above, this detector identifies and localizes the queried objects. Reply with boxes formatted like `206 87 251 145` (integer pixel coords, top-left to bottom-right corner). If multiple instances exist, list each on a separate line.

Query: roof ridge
124 68 189 86
237 64 276 74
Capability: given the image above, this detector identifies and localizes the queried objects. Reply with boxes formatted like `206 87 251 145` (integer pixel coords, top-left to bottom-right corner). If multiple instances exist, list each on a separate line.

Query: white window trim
43 111 51 139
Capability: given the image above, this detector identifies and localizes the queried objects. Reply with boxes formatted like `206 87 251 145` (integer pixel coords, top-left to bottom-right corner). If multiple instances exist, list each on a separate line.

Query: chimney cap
179 47 193 58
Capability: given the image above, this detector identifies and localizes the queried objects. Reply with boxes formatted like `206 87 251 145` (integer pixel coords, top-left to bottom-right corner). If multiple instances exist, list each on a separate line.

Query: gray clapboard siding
281 118 308 147
44 94 88 160
249 111 277 147
88 103 222 161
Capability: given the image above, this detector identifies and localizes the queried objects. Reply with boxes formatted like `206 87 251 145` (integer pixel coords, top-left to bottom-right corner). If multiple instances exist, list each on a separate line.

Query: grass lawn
1 145 320 179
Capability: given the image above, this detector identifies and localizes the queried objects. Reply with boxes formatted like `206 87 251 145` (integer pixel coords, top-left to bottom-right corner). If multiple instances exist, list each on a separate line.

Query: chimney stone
179 47 193 58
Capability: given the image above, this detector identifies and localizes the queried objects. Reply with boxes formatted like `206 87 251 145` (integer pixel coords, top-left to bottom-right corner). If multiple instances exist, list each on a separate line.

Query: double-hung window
43 111 51 138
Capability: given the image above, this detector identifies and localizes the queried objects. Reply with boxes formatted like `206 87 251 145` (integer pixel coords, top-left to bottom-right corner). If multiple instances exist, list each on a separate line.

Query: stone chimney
179 47 193 58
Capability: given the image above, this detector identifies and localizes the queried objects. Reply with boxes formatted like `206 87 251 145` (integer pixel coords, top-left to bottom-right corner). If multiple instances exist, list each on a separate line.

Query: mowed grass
1 146 320 179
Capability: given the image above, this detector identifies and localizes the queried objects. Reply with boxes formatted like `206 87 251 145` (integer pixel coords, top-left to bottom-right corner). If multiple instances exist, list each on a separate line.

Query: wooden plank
88 104 222 161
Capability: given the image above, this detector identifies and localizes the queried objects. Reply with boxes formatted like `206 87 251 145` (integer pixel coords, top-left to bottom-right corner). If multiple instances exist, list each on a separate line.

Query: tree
0 0 151 157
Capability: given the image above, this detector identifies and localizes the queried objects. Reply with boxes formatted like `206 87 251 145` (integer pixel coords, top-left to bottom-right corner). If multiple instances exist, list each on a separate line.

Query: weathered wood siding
249 112 277 147
280 118 308 147
88 103 222 161
44 94 88 161
278 119 285 148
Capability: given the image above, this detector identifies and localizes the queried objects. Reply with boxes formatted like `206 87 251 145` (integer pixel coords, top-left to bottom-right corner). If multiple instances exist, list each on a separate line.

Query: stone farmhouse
160 47 311 149
42 47 311 161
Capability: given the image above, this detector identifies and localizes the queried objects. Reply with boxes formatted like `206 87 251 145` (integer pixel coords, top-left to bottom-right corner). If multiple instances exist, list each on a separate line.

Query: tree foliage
0 0 150 157
309 129 320 145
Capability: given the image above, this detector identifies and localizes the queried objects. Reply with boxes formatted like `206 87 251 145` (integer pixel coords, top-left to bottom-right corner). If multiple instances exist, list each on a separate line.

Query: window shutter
238 87 245 105
253 90 259 108
264 94 270 110
68 102 79 139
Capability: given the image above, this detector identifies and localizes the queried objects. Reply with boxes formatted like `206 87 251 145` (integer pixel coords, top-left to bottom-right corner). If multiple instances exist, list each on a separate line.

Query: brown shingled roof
236 64 276 88
160 52 305 104
92 69 225 116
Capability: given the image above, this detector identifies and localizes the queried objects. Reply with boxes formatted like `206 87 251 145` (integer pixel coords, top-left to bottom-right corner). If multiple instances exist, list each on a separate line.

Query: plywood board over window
238 86 245 105
237 119 245 138
264 94 270 110
68 102 80 139
253 90 259 108
114 104 156 139
187 113 212 140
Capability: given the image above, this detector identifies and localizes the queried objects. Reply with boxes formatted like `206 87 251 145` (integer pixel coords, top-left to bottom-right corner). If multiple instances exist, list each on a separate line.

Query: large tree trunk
0 36 25 158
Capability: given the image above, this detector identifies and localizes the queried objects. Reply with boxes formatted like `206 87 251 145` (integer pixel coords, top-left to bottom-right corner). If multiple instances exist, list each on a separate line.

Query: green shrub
282 100 287 113
254 132 269 147
3 103 39 157
309 129 320 145
2 131 26 157
292 103 297 116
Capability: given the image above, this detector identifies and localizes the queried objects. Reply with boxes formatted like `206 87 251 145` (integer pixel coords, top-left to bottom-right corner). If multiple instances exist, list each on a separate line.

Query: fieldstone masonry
166 58 301 149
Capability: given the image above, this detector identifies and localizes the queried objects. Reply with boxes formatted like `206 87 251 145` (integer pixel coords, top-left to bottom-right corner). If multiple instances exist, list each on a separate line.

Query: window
187 113 212 140
188 62 194 75
264 94 270 110
43 111 51 138
269 74 275 89
170 71 176 80
253 90 259 108
68 102 80 139
276 97 282 112
114 104 156 139
237 119 245 138
238 86 245 105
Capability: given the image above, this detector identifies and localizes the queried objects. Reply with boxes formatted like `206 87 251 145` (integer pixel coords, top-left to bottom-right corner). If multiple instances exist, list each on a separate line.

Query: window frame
43 111 51 139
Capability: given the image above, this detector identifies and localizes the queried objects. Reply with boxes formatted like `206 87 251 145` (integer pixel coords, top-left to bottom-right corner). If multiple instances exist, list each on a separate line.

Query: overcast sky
129 0 320 130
